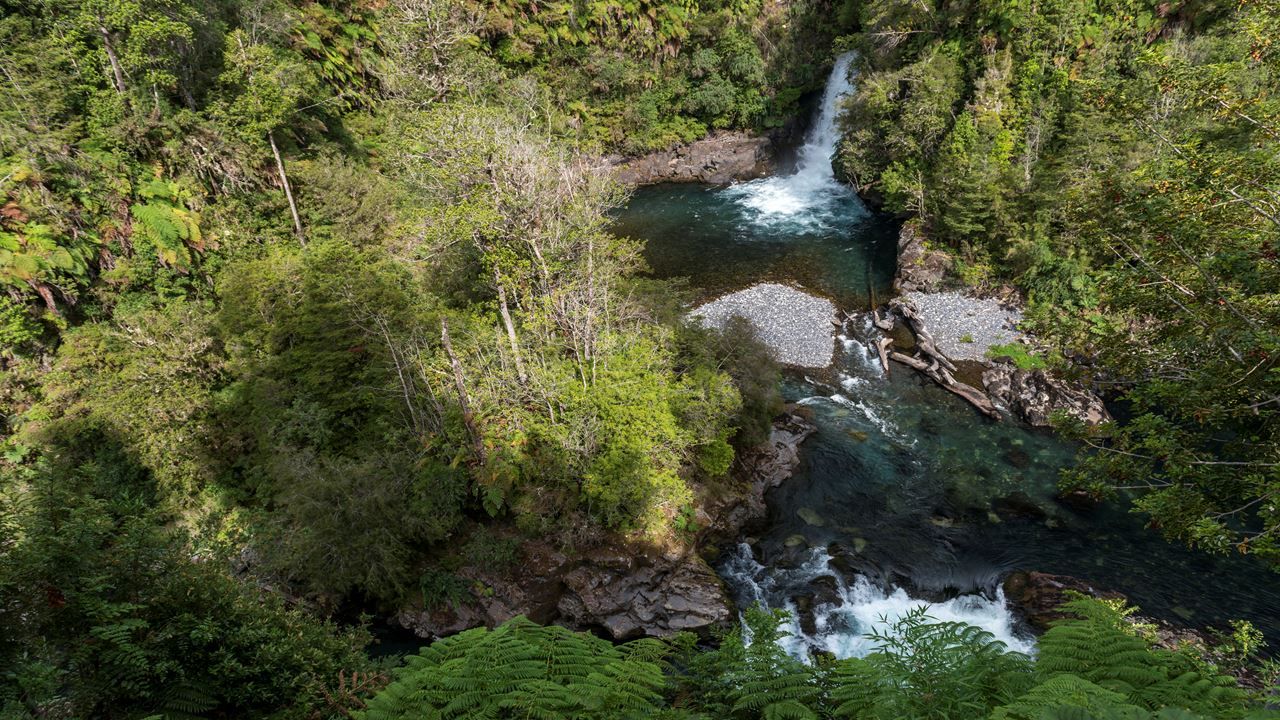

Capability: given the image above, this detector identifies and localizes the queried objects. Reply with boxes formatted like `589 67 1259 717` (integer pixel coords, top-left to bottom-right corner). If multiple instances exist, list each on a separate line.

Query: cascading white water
721 544 1035 661
719 314 1035 661
722 52 861 226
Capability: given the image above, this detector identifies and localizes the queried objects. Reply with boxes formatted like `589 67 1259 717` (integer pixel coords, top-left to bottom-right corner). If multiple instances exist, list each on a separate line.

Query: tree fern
830 605 1033 719
1035 599 1246 717
358 616 668 720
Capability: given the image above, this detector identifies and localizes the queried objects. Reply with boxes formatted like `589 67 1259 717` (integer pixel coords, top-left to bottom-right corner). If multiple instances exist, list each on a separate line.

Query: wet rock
1056 489 1101 512
991 491 1048 522
603 131 773 186
784 534 809 549
810 575 844 608
395 540 731 641
1002 571 1125 632
1002 447 1032 469
894 221 954 294
982 364 1110 427
793 594 818 636
797 507 826 527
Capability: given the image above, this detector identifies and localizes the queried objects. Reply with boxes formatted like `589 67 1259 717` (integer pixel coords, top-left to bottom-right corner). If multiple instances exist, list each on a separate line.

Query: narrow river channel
612 53 1280 658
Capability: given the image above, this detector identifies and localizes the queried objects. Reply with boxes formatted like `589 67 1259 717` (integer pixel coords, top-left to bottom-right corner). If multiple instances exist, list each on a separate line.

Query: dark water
613 182 1280 655
613 183 898 309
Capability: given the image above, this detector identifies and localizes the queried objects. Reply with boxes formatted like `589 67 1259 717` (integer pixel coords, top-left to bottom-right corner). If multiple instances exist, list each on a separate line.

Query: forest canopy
1 0 1278 717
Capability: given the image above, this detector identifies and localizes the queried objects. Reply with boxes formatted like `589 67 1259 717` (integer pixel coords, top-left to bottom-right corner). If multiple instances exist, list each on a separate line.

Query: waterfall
792 52 857 189
722 52 862 226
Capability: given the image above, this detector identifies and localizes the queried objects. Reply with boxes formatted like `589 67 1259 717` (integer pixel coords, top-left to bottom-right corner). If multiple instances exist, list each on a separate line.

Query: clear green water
613 181 1280 655
613 183 898 309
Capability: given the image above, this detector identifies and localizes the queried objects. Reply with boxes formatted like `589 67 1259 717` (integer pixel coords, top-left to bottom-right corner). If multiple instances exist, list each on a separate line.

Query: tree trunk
441 318 485 465
269 130 306 246
29 281 58 316
99 25 129 97
494 269 527 385
889 351 1001 419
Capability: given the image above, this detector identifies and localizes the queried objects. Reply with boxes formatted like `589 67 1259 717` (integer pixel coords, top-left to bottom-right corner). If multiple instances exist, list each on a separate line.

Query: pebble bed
691 283 836 368
903 291 1023 361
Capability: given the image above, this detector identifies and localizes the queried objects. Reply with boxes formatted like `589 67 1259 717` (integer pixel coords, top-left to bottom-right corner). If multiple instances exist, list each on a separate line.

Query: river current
613 53 1280 658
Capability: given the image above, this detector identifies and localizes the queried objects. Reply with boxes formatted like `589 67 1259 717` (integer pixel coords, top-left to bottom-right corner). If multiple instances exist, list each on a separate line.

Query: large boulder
1002 571 1125 632
556 545 731 638
982 363 1110 427
603 131 773 186
395 539 730 641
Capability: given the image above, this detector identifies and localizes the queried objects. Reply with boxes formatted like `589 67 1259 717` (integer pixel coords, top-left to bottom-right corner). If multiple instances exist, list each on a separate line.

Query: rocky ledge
602 131 774 186
983 364 1110 427
1002 570 1126 633
698 410 819 541
894 221 953 294
395 412 816 641
395 539 730 642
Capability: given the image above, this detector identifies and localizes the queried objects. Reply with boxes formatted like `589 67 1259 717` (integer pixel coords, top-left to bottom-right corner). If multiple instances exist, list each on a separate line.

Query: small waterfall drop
723 52 862 226
720 544 1035 661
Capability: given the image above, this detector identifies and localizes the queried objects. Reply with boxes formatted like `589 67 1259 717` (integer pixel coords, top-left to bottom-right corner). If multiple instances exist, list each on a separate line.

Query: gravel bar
903 291 1023 361
691 283 836 368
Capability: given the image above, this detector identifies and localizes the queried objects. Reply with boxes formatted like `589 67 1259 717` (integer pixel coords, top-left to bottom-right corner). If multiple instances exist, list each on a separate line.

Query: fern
357 616 668 720
830 605 1033 719
1035 599 1246 717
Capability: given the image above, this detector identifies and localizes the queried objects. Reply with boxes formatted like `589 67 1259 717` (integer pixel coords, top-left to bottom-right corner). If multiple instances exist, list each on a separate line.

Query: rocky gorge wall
394 411 817 641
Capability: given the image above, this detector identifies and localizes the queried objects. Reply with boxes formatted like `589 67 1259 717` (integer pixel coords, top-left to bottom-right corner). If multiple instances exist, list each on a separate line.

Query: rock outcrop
699 411 818 541
603 131 774 186
982 362 1110 427
395 539 731 641
396 412 817 642
893 221 953 294
1002 570 1125 632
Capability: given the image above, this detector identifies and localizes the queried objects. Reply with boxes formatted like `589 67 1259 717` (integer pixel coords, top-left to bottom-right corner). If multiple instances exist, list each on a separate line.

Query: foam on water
720 544 1035 661
722 53 862 230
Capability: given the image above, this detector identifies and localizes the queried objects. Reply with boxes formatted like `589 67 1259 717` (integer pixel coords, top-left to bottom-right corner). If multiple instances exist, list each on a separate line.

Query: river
611 52 1280 658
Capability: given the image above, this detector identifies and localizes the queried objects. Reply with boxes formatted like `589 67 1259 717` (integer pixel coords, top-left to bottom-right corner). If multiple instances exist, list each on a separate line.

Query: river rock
982 363 1110 427
797 507 825 527
394 539 730 641
691 283 837 368
1002 571 1125 632
893 221 953 294
602 131 774 186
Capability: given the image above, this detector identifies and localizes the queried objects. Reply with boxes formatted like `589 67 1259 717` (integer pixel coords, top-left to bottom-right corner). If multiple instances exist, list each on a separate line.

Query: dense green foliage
835 0 1280 562
477 0 861 152
2 0 1277 715
358 599 1276 719
0 0 789 716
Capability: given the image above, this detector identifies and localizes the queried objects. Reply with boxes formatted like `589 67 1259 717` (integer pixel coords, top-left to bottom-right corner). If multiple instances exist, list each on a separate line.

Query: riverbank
392 410 818 641
691 283 838 368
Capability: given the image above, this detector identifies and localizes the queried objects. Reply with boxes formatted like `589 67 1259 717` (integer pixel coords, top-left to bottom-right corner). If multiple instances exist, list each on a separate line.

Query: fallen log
871 308 895 333
889 351 1002 420
876 336 893 377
